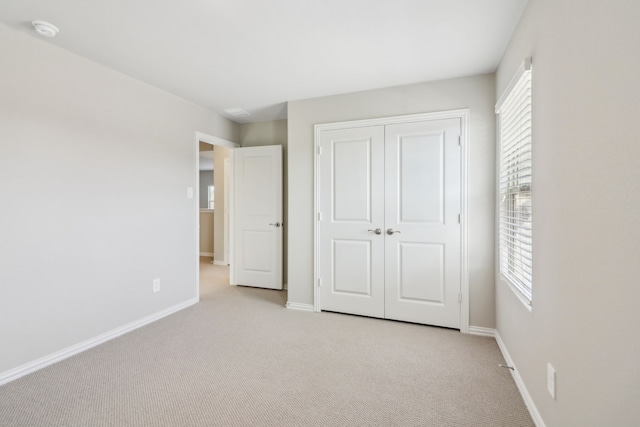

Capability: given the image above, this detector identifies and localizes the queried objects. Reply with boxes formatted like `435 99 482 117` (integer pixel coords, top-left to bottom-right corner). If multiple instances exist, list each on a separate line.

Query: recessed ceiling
0 0 528 123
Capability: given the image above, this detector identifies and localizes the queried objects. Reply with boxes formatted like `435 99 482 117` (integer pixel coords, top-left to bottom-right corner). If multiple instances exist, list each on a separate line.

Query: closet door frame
313 109 470 333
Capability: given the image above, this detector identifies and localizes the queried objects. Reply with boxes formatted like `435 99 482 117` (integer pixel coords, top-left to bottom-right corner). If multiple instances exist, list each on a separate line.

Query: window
496 58 533 304
208 185 215 209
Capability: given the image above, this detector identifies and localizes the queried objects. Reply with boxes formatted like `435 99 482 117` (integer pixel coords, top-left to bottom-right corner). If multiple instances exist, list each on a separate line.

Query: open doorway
195 132 239 300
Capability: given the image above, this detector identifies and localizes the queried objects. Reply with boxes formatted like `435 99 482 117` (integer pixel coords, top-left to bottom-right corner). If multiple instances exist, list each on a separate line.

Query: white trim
0 298 198 386
286 301 315 312
195 131 238 149
468 326 496 337
495 57 532 112
195 131 239 296
495 332 546 427
213 260 227 266
283 283 288 290
459 110 470 333
313 109 470 333
229 150 235 285
200 252 214 257
223 157 231 265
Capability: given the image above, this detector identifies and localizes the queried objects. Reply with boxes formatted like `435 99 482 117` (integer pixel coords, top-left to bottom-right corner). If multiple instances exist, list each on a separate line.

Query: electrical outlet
547 363 556 399
153 278 161 293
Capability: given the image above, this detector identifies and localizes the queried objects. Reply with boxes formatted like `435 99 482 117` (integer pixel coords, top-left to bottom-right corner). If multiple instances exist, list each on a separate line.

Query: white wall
0 24 238 376
239 119 288 284
495 1 640 425
287 75 496 327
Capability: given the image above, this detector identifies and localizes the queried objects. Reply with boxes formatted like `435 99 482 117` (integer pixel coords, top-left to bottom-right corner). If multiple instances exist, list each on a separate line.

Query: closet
317 115 463 329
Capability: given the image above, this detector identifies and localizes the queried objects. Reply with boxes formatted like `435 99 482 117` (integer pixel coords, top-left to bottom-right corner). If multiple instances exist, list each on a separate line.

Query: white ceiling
0 0 528 123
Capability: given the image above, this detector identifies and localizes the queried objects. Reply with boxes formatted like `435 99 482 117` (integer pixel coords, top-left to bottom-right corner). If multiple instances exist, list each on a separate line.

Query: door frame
194 132 239 300
313 109 470 333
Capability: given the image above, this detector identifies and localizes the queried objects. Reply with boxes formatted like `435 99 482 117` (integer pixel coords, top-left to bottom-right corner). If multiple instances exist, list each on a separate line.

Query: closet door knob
368 228 382 235
386 229 401 235
269 222 281 227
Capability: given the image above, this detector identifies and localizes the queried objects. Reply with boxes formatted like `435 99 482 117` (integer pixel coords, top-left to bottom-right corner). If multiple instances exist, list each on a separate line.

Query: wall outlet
152 278 161 293
547 363 556 399
187 187 194 199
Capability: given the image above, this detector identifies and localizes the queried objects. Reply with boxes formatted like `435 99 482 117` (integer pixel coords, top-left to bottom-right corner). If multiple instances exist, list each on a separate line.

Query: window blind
497 60 532 303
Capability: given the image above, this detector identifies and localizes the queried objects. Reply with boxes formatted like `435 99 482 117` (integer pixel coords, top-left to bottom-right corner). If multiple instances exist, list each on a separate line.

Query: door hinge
458 136 461 146
458 292 462 303
318 278 322 288
317 146 322 155
458 214 461 224
317 212 322 221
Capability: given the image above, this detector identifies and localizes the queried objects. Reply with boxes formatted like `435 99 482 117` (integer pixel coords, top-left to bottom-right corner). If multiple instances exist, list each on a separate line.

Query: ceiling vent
223 108 250 118
32 20 59 37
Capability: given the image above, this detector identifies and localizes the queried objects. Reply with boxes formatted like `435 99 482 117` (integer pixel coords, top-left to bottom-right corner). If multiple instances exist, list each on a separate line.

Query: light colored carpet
0 258 534 426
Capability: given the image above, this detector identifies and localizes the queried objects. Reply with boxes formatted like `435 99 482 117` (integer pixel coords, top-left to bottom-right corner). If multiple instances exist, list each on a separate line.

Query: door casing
194 132 239 301
313 110 470 333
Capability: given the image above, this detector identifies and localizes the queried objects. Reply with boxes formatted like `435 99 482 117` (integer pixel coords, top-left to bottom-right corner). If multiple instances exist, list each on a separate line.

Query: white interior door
233 145 283 290
318 118 462 329
384 119 461 328
319 126 385 317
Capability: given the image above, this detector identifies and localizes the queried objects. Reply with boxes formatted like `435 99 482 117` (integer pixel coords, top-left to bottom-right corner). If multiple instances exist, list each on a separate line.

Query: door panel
397 242 444 303
319 126 385 318
385 119 461 328
333 239 372 295
233 145 282 290
333 139 372 222
399 133 444 224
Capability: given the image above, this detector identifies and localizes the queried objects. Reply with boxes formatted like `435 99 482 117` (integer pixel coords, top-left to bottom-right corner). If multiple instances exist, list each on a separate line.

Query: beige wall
0 23 239 376
199 211 214 255
239 120 288 284
287 75 496 327
213 145 231 263
495 1 640 425
240 119 288 148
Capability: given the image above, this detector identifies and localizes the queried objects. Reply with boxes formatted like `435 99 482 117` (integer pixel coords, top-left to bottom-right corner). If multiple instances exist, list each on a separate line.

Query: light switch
187 186 194 199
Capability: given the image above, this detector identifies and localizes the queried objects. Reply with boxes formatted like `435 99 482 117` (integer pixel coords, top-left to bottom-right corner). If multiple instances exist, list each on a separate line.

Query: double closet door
318 118 462 329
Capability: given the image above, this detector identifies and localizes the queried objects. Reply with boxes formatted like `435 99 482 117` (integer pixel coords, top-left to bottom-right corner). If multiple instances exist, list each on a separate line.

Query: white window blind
496 59 532 303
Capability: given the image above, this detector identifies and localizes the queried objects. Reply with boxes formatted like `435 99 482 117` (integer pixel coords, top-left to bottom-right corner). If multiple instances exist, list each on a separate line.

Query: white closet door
384 119 461 328
233 145 283 290
319 126 385 317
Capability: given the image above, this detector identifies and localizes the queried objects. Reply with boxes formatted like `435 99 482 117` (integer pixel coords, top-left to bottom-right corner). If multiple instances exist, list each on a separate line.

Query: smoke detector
32 21 59 37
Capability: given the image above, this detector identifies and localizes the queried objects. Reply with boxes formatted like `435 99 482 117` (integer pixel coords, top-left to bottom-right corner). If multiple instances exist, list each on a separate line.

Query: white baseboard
200 252 214 257
285 301 314 312
495 332 546 427
0 298 198 386
468 326 496 337
213 260 227 266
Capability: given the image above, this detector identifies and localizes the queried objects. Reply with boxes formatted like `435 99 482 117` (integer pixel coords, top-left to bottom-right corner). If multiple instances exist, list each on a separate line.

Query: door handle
368 228 382 235
386 229 401 235
269 222 281 227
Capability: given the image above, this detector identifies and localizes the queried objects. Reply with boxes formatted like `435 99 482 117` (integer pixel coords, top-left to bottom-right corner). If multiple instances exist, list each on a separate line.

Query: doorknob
386 229 401 235
269 222 281 227
368 228 382 235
